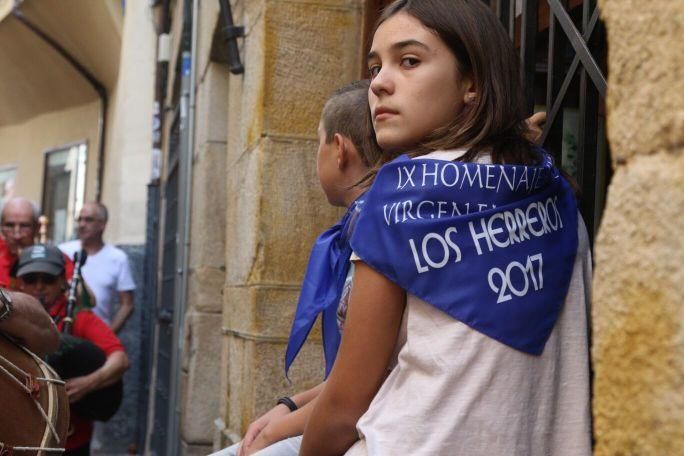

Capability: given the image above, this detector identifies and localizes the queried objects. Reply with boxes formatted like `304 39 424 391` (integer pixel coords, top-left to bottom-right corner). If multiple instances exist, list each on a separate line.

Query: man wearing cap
15 244 129 456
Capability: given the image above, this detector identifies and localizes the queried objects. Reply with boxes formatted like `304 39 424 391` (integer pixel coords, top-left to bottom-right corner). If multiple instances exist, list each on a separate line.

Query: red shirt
0 238 74 289
48 296 125 449
0 237 11 288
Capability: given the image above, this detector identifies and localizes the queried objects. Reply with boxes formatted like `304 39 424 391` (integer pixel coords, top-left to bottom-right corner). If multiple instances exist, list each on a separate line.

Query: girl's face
368 12 473 152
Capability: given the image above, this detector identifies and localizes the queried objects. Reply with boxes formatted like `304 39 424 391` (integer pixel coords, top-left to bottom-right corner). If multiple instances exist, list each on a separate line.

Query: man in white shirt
60 202 136 333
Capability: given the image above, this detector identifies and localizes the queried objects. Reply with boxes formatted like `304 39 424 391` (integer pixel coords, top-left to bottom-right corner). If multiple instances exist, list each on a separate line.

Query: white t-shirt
345 150 592 456
59 240 136 324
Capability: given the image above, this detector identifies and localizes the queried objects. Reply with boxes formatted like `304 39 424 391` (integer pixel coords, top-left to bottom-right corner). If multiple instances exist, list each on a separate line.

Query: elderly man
0 198 62 358
0 197 75 287
1 197 40 286
60 202 135 333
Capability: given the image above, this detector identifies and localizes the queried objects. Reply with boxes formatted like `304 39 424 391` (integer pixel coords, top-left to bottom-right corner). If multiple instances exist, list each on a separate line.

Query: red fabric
0 237 11 288
0 244 74 290
48 296 125 449
62 253 75 281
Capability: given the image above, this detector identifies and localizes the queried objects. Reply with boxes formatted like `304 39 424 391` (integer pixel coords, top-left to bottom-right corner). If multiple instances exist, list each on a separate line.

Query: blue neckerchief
350 151 578 355
285 198 363 377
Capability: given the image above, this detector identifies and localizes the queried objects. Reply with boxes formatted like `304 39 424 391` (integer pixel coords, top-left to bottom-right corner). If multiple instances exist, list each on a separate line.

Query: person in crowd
300 1 591 455
212 80 382 456
214 80 549 456
14 244 129 456
1 197 75 286
0 197 40 258
0 285 60 357
60 202 136 333
1 197 42 286
0 198 69 377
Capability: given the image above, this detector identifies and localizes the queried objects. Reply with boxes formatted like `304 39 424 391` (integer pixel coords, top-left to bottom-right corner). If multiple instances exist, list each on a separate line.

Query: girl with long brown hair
301 1 592 455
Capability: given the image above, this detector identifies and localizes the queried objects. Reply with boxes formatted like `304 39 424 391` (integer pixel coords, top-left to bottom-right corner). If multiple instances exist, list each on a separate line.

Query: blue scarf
285 199 363 377
349 152 578 355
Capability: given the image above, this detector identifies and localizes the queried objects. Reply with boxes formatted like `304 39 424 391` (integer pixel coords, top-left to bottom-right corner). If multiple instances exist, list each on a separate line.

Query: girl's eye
368 65 381 78
401 57 420 68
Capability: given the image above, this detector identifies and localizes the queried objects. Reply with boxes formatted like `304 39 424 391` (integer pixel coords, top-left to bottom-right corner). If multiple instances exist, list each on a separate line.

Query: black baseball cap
16 244 65 278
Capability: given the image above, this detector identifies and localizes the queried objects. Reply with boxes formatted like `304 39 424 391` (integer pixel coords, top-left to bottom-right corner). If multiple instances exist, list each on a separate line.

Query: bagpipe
45 249 124 422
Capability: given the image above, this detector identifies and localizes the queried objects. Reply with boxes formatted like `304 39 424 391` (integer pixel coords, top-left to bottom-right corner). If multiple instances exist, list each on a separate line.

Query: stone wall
178 2 231 450
217 0 363 448
593 0 684 454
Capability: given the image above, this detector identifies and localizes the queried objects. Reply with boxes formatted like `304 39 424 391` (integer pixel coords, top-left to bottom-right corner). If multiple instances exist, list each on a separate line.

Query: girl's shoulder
410 149 491 163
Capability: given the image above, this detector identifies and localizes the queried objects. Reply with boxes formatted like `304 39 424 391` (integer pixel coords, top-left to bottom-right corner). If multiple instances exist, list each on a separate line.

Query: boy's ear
333 133 347 169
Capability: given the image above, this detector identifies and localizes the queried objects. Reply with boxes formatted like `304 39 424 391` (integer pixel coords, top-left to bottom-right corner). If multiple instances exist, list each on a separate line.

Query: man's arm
110 291 134 333
65 350 129 403
0 291 60 356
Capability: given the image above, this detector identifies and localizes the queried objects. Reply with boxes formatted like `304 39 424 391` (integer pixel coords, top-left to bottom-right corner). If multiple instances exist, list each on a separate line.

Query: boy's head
317 80 381 206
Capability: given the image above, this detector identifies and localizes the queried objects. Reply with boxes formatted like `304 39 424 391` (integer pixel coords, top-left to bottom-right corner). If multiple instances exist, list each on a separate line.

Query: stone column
593 1 684 454
219 0 362 445
179 2 231 453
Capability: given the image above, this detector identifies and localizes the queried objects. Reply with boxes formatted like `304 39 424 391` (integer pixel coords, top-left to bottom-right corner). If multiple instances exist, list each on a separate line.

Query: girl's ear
462 77 477 105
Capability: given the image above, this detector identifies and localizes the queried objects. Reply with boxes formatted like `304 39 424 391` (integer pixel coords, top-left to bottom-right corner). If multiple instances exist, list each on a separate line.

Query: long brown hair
372 0 538 167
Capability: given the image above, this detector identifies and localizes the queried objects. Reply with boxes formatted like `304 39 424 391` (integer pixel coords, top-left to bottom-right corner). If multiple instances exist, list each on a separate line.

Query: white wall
101 0 157 245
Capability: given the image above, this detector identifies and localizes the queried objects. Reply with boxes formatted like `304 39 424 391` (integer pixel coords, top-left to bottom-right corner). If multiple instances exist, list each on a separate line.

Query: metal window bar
148 103 181 456
137 181 160 451
491 0 610 242
577 0 601 238
544 0 569 165
520 0 539 113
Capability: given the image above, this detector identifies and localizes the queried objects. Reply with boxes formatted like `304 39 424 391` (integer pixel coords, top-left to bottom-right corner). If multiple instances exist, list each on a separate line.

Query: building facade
1 0 682 455
0 0 156 453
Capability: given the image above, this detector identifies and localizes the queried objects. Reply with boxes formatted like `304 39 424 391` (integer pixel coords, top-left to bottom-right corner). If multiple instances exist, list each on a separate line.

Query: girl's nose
370 67 394 96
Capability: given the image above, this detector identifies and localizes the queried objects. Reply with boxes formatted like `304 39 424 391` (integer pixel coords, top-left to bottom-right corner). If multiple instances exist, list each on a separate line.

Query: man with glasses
0 197 40 287
0 197 76 357
0 197 75 288
60 202 136 333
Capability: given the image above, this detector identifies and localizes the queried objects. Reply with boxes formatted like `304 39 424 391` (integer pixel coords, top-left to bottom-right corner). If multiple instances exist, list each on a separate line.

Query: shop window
41 142 87 244
0 166 17 212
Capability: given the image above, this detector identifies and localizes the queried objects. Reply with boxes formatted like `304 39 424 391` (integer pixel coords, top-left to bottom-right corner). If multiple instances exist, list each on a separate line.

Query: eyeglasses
1 222 34 234
20 273 60 285
75 216 101 223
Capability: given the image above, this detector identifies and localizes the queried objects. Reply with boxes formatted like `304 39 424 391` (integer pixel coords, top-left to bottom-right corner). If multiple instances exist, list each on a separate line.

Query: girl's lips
374 107 399 121
375 113 396 122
